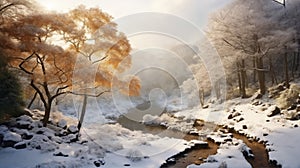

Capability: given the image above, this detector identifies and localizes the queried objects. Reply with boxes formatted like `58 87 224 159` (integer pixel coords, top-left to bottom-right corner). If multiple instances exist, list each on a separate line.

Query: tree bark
296 52 300 73
199 88 204 108
296 39 300 77
284 46 290 88
78 95 87 131
241 59 247 98
253 57 256 83
256 56 266 95
292 52 296 79
239 59 247 98
43 102 52 127
269 56 278 85
214 80 221 100
237 62 242 96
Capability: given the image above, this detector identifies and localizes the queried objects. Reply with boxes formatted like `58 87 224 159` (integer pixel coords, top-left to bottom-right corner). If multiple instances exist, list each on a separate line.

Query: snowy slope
174 95 300 168
0 110 202 168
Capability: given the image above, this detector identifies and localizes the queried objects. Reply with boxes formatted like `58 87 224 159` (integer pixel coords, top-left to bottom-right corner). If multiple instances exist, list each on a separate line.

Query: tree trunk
214 80 221 100
43 102 52 127
253 57 256 83
245 70 249 88
284 46 290 88
297 52 300 73
237 62 242 96
199 88 204 108
296 38 300 76
269 56 278 85
292 52 296 79
240 60 247 98
78 95 87 131
256 56 266 95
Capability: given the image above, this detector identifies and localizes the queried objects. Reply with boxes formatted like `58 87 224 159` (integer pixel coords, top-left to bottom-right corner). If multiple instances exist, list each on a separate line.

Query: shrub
276 84 300 109
0 66 24 123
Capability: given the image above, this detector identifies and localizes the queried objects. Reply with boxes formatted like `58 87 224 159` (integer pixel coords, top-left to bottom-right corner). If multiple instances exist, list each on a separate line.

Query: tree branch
30 80 47 108
56 85 70 95
19 52 35 75
69 90 110 97
0 3 15 14
92 55 108 64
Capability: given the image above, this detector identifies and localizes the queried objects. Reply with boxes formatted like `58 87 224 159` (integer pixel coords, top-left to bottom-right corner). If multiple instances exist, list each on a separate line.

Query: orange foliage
2 5 140 101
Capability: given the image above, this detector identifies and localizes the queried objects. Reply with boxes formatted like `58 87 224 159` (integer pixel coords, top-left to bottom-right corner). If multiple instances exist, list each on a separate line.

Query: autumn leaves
0 3 140 125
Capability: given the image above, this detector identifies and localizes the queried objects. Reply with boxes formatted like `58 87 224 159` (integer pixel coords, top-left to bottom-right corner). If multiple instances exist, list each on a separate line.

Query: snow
57 119 67 129
14 141 27 149
222 101 300 167
0 125 8 133
16 115 33 122
188 143 252 168
0 111 196 168
26 134 58 152
67 125 78 133
0 148 54 168
142 114 161 125
142 113 196 133
102 137 190 168
266 127 300 167
174 92 300 168
83 123 192 156
2 82 300 168
192 129 254 168
3 131 22 142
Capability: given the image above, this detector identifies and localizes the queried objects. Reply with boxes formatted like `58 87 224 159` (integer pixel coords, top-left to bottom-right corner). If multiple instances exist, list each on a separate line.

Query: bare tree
207 0 296 96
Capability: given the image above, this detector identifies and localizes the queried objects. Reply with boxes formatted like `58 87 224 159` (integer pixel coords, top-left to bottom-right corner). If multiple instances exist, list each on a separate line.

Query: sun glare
44 2 56 11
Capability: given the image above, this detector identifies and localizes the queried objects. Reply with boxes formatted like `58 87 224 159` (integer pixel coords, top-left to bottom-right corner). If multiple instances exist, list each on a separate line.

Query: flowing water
117 114 278 168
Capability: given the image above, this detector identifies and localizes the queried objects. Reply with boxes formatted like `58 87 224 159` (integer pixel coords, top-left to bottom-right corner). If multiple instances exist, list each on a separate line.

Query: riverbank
0 110 206 168
118 112 275 168
173 91 300 167
1 84 300 167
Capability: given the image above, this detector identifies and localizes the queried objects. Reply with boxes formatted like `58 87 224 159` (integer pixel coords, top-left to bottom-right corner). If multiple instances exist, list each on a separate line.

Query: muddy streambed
229 130 279 168
117 115 276 168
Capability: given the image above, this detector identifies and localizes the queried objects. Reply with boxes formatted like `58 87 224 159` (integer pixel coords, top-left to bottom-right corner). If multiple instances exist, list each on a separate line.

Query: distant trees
1 6 140 126
207 0 298 98
273 0 300 87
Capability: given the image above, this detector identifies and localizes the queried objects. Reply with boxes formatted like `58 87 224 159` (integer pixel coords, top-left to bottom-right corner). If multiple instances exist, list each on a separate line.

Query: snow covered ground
0 110 207 168
174 90 300 168
1 82 300 168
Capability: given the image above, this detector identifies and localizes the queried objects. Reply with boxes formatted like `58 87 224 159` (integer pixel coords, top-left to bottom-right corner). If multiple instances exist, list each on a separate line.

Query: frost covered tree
207 0 296 97
270 0 300 86
2 6 140 126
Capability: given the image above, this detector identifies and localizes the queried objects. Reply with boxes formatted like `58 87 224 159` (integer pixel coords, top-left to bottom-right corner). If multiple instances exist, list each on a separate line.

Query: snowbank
0 110 197 168
174 93 300 167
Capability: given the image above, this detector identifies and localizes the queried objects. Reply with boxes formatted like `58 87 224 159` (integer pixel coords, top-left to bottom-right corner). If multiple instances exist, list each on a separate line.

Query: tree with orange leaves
2 6 140 126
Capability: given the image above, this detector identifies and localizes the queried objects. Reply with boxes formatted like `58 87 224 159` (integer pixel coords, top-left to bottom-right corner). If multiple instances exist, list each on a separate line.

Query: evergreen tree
0 53 24 123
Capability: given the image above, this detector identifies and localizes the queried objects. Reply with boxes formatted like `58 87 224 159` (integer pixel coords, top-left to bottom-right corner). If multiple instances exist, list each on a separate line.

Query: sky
35 0 232 46
36 0 231 28
33 0 233 107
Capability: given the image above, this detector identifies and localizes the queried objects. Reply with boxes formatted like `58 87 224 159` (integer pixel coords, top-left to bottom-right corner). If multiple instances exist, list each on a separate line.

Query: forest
0 0 300 168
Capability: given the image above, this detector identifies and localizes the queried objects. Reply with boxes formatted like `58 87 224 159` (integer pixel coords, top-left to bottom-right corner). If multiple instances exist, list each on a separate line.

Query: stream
117 115 278 168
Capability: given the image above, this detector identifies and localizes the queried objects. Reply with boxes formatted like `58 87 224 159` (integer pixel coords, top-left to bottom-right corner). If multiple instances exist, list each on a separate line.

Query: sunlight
41 1 55 11
4 1 300 168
